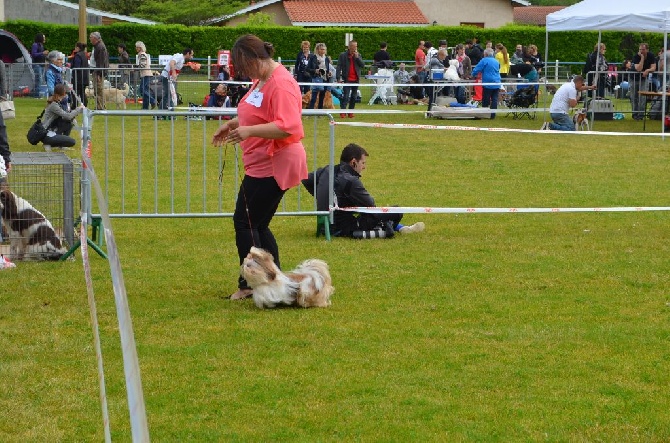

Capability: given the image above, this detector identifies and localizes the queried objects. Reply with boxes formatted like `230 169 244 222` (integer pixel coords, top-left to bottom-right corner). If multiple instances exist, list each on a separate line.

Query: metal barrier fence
83 108 336 223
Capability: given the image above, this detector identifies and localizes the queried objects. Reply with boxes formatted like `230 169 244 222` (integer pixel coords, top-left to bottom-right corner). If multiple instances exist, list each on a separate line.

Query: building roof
205 0 429 27
284 0 429 27
514 6 565 26
45 0 158 25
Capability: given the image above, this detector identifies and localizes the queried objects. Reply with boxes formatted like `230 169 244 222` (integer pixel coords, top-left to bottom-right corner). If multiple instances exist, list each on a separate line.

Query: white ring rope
334 206 670 214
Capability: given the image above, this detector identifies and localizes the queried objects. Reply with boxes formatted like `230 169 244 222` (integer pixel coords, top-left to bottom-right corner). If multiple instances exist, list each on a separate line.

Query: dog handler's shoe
399 222 425 234
229 288 253 300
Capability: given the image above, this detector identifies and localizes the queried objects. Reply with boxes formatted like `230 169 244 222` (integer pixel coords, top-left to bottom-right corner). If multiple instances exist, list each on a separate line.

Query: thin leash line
220 142 257 249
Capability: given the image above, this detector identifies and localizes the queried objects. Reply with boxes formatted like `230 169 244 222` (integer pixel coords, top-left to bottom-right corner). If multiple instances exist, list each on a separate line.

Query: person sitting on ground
301 143 425 238
41 83 85 151
545 75 595 131
206 83 231 120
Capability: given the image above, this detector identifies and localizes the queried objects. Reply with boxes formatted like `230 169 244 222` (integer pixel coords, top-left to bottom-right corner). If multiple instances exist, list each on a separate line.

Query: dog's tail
295 259 334 307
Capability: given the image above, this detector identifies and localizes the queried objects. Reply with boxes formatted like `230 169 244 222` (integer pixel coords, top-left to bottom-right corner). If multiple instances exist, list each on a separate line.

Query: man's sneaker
348 113 355 118
340 113 347 118
399 222 425 234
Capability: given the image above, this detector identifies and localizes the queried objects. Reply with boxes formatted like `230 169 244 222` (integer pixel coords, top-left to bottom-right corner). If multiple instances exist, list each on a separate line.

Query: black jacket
302 162 374 235
336 50 365 82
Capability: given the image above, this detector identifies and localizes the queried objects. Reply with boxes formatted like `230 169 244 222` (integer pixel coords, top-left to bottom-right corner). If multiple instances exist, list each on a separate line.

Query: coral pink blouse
237 65 307 190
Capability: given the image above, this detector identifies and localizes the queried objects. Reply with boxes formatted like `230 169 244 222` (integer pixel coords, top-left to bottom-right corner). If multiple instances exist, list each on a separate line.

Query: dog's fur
546 84 558 95
241 246 334 309
444 59 461 82
573 108 590 131
85 83 130 109
0 190 67 260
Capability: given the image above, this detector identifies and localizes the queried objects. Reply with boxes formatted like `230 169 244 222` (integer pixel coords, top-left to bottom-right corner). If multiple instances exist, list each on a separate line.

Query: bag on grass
26 110 47 145
0 100 15 120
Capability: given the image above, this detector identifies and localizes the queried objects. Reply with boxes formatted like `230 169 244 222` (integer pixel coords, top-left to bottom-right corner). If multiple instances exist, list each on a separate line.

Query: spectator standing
71 42 89 107
160 48 194 112
117 43 130 87
211 34 307 301
582 43 608 99
510 44 525 65
471 48 501 119
89 32 109 110
630 43 657 120
495 43 510 78
466 39 483 66
425 41 437 63
336 40 365 118
217 64 231 82
31 34 48 97
426 49 448 111
373 41 391 69
415 40 426 81
135 41 155 110
294 41 311 94
438 40 449 67
306 43 333 110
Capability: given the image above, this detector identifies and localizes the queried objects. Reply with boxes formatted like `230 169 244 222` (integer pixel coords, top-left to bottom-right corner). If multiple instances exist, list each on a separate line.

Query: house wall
415 0 514 28
223 3 292 27
2 0 102 25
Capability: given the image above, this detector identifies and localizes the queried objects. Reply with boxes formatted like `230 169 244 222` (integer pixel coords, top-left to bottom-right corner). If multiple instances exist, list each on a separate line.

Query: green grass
1 96 669 441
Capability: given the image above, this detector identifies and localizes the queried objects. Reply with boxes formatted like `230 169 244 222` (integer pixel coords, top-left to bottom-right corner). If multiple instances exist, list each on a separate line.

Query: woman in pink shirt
212 34 308 300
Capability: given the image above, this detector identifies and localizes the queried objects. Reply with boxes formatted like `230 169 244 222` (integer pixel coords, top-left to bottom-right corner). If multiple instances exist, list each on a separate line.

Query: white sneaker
43 144 52 152
399 222 425 234
539 122 547 130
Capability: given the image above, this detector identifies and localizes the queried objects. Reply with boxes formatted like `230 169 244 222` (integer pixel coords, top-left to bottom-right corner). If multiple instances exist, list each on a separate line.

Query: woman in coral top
212 34 308 300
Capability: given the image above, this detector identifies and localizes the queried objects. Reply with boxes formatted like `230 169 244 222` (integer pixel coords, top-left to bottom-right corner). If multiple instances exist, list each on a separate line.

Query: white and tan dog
241 246 334 309
573 108 590 131
445 59 461 82
0 190 68 260
85 83 130 109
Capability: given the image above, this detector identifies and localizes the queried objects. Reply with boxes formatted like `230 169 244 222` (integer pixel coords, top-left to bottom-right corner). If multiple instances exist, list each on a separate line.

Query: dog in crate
0 190 68 260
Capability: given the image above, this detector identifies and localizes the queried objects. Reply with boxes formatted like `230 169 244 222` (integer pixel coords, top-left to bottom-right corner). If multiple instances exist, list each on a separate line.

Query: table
366 70 394 105
639 91 670 131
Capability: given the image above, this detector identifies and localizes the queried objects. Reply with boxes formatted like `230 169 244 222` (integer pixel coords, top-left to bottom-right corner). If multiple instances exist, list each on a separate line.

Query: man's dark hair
340 143 369 163
380 41 387 49
183 47 194 56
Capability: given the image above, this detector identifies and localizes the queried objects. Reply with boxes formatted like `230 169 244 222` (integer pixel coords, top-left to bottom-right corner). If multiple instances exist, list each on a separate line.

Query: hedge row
2 19 666 68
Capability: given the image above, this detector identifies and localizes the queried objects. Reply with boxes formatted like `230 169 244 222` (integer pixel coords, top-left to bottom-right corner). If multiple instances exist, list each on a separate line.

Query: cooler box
587 99 614 120
431 69 444 81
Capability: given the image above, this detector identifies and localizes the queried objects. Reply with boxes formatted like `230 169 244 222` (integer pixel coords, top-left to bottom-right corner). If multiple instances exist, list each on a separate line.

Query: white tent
546 0 670 133
546 0 670 32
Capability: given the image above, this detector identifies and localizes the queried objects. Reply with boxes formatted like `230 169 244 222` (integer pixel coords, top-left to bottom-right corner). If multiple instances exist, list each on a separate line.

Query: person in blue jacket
471 48 501 119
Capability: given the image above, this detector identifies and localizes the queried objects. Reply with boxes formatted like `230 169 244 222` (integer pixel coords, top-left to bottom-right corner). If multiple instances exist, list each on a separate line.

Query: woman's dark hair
231 34 274 77
340 143 369 163
76 42 86 51
35 34 45 44
47 83 67 103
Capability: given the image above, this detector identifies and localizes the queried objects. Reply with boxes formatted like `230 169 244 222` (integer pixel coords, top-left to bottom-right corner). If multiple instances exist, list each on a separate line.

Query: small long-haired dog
0 190 68 260
573 108 590 131
241 247 334 309
445 59 460 82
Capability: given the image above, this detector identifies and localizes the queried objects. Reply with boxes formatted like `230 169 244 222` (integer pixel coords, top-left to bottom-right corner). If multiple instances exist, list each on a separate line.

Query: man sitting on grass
544 75 595 131
302 143 425 238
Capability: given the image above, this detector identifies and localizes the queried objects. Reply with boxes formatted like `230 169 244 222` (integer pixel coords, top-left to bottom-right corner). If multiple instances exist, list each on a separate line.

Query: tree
242 12 273 27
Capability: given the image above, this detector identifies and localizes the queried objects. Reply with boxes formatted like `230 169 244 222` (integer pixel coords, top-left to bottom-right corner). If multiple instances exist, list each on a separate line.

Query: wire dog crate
0 152 81 260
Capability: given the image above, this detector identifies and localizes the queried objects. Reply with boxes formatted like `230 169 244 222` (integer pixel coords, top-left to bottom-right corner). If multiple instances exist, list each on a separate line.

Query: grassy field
1 95 669 441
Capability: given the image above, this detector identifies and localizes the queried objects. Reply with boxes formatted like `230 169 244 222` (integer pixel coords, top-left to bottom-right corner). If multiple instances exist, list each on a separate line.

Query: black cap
439 40 447 46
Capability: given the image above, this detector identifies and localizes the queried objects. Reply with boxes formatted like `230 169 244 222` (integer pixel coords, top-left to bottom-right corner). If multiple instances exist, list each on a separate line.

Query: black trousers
341 83 359 110
234 175 286 289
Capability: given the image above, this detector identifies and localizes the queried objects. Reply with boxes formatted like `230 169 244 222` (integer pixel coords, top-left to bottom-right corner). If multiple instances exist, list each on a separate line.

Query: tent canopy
546 0 670 32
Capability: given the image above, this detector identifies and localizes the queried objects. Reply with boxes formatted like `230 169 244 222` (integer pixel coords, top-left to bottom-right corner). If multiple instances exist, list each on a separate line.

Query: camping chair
507 85 538 120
